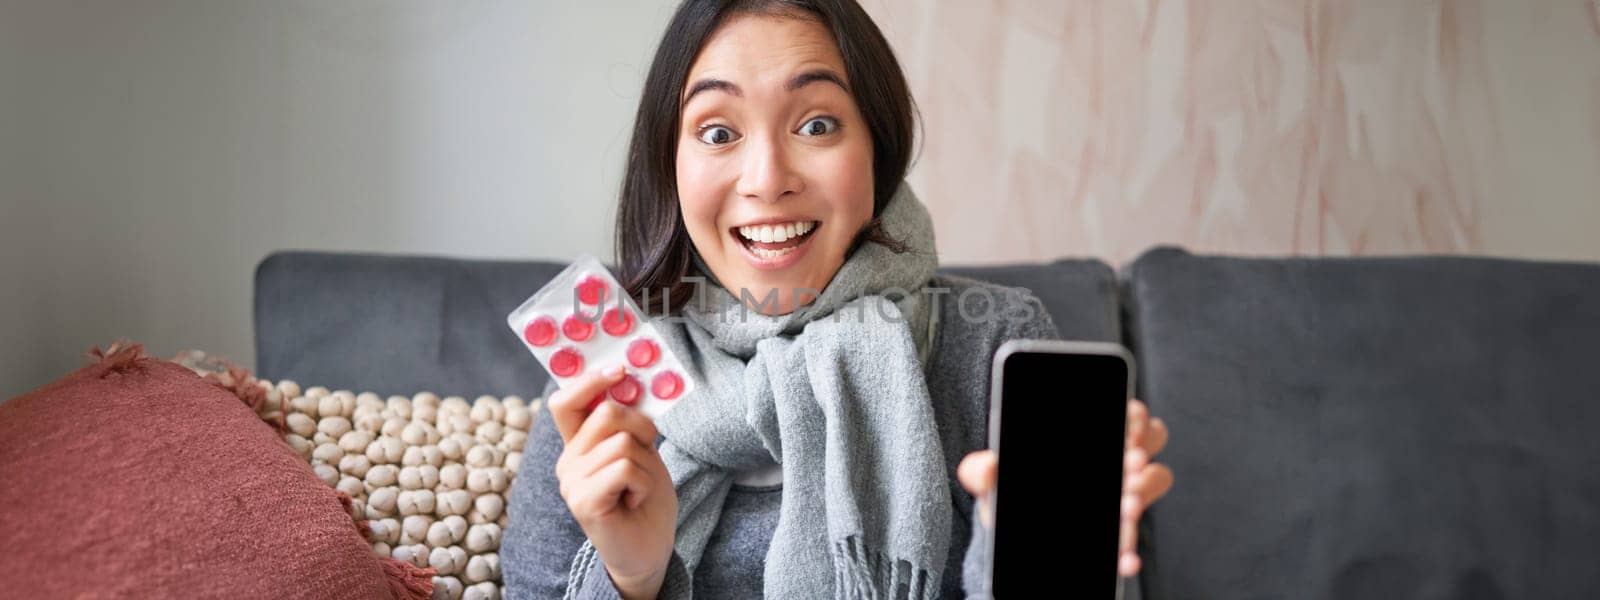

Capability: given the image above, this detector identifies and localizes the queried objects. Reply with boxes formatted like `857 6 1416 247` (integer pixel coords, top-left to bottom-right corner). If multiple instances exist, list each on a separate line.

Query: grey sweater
502 275 1059 599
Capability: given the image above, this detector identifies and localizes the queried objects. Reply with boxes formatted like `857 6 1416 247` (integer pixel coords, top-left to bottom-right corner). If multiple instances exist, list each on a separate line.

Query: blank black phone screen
992 350 1128 597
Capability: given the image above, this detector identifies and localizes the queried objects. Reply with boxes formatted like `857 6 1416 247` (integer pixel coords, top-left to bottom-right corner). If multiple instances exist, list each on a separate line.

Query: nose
734 131 803 203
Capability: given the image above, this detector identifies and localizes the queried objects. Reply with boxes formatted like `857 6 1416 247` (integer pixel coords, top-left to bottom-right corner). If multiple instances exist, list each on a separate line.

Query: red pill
523 316 557 347
610 374 643 406
549 347 584 378
602 307 634 336
626 338 659 368
576 276 609 305
651 371 684 400
562 313 595 342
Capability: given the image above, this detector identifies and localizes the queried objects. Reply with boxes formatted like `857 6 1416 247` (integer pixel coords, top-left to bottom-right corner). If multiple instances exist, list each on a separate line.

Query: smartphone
986 339 1133 599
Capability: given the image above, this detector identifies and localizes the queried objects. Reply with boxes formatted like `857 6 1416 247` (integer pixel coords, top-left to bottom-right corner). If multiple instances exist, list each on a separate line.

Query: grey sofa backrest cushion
254 252 566 399
254 252 1119 398
942 260 1120 344
1121 246 1600 599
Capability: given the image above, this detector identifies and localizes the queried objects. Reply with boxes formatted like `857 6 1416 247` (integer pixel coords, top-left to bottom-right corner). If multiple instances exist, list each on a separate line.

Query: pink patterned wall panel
860 0 1600 265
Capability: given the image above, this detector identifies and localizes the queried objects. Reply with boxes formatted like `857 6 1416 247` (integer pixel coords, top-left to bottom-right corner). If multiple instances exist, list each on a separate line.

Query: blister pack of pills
506 254 693 420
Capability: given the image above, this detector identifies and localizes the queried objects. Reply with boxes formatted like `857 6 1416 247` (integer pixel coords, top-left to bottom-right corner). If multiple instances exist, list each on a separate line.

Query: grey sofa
254 246 1600 599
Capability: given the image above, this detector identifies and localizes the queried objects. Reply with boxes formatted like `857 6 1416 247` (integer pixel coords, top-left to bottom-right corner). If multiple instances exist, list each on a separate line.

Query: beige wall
862 0 1600 265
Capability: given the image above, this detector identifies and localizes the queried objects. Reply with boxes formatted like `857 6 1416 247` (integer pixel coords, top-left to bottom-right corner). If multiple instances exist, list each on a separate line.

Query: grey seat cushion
1121 246 1600 599
254 252 1119 397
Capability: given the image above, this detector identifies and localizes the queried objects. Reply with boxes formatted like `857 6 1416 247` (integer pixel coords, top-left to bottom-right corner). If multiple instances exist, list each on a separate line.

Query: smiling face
675 12 875 316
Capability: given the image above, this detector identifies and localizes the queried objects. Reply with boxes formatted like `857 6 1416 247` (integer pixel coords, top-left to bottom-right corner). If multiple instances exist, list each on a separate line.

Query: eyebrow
680 68 850 108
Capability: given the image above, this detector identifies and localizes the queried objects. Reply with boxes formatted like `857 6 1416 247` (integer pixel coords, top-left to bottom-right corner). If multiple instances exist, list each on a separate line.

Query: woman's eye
697 125 739 145
798 116 838 137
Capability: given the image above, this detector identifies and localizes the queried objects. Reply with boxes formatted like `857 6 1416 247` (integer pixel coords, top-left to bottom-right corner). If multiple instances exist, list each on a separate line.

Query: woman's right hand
548 365 678 600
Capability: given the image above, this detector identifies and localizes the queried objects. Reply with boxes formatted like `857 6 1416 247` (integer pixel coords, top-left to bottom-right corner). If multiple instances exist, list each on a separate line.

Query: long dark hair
615 0 918 315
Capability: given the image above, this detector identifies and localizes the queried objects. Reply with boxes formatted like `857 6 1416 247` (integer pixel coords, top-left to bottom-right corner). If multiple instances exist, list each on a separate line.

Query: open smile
729 220 821 270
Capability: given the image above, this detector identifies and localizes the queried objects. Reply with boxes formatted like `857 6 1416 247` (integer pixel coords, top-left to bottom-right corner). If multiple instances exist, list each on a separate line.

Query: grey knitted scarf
563 183 950 599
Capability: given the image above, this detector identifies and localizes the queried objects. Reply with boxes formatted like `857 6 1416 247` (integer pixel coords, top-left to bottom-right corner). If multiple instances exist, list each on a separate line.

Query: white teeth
738 221 816 243
751 245 798 259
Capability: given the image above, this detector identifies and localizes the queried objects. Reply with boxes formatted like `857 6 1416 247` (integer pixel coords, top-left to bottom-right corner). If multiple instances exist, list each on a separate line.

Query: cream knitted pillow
251 379 539 600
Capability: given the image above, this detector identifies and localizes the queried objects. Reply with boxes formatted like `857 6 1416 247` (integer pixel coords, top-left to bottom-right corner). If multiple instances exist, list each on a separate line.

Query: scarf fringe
831 535 939 600
562 541 601 599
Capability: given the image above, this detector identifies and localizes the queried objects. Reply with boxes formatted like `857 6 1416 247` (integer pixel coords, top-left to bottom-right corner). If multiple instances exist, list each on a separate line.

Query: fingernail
1126 448 1147 470
1119 553 1141 577
604 365 624 378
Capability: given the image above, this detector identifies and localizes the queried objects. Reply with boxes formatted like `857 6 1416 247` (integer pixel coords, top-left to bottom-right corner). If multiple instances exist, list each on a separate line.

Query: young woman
503 1 1173 598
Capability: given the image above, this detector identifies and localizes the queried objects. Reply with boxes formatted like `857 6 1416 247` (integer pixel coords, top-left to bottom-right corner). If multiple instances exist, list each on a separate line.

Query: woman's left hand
1115 398 1172 576
957 398 1174 577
